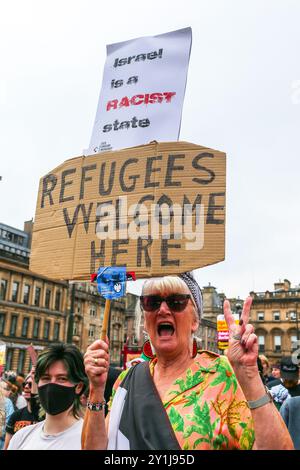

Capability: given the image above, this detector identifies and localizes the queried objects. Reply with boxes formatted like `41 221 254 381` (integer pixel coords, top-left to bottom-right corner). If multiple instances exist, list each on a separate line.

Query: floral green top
109 351 255 450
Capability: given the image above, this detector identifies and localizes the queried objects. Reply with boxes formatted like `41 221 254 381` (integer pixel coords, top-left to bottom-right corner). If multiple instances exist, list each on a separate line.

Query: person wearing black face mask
7 344 88 450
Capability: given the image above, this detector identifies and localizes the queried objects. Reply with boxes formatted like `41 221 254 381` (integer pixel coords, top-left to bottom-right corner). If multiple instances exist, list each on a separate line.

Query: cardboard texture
30 141 226 280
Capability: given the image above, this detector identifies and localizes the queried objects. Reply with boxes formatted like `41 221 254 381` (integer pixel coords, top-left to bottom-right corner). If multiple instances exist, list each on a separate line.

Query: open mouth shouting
157 323 175 337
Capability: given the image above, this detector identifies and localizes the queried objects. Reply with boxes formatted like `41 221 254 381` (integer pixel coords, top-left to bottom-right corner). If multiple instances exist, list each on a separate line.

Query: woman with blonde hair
82 272 294 450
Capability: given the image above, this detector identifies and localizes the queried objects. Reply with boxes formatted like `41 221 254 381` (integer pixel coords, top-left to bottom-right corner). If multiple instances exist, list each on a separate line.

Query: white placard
85 27 192 155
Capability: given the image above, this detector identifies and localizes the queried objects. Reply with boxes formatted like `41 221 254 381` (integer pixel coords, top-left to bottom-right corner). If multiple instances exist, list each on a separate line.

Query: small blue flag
96 267 127 299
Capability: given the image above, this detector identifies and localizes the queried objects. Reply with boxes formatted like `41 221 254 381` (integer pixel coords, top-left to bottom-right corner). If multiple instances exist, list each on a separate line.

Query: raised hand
223 296 258 369
84 338 109 392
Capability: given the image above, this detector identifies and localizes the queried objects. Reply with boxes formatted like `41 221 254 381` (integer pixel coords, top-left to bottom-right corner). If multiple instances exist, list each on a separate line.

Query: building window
53 322 60 341
0 279 8 301
12 281 19 302
10 315 18 336
5 348 13 370
273 312 280 321
291 335 298 351
288 311 297 321
258 335 265 352
55 291 61 311
17 350 26 373
257 312 264 321
43 321 50 339
23 284 30 304
34 287 41 306
274 335 281 352
0 313 6 334
33 318 40 338
90 305 96 317
73 323 78 336
77 301 82 314
45 289 51 309
21 317 29 337
89 324 96 338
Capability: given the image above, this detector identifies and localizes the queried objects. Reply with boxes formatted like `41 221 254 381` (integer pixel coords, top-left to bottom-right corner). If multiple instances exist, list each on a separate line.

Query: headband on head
178 272 202 321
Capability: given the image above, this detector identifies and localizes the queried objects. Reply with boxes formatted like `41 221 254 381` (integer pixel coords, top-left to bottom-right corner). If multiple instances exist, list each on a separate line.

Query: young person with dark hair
7 343 88 450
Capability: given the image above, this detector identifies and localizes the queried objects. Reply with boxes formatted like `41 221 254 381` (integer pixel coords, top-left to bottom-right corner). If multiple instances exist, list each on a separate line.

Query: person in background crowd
272 363 281 378
269 357 300 409
280 396 300 450
267 363 282 389
4 367 41 449
1 372 26 410
0 382 14 450
7 343 88 450
82 273 293 450
259 355 273 385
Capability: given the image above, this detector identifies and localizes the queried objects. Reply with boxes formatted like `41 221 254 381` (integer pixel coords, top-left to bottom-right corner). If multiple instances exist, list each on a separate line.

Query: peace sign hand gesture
224 296 258 370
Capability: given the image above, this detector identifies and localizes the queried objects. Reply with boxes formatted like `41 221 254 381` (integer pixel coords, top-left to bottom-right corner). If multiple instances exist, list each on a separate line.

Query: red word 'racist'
106 92 176 111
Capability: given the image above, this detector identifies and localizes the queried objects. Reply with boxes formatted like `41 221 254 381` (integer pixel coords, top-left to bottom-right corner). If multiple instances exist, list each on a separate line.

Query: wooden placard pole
101 299 111 340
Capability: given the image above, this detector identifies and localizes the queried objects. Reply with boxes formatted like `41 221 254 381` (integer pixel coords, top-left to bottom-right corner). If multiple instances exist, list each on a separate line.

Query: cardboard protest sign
85 27 192 155
30 141 226 280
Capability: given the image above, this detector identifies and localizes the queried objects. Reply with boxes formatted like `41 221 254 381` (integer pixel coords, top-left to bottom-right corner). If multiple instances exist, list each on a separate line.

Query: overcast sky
1 0 299 299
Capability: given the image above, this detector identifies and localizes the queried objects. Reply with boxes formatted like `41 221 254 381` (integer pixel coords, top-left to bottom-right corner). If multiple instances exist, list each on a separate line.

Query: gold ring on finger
93 358 98 365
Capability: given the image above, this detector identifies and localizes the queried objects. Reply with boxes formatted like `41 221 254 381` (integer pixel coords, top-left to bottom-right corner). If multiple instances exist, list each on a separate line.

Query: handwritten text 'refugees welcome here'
40 152 225 271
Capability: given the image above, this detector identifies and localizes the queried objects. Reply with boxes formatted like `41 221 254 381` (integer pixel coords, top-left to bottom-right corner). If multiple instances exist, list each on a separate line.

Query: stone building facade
0 258 68 373
0 221 127 373
250 279 300 364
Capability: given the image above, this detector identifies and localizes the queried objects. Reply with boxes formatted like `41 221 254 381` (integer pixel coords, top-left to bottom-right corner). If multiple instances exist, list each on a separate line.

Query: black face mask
38 383 77 415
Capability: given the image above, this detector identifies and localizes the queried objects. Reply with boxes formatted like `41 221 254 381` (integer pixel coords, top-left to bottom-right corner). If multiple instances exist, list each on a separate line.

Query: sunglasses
140 294 191 312
22 382 32 389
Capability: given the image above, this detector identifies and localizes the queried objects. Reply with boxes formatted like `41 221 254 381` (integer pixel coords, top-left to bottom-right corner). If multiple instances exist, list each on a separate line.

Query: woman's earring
192 336 198 358
142 339 155 360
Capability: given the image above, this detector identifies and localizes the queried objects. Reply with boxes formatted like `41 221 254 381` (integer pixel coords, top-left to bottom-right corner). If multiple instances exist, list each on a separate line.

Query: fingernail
239 319 243 326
